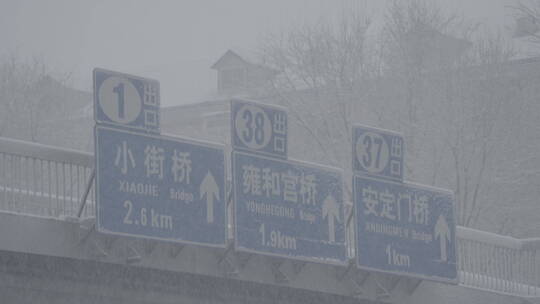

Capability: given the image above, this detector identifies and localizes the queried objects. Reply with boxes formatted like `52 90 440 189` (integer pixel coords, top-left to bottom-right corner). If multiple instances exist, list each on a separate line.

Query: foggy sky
0 0 515 106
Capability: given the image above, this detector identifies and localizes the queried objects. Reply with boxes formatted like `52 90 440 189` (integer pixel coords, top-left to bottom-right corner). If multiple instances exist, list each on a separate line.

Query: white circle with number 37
235 104 272 150
98 76 141 124
355 132 390 173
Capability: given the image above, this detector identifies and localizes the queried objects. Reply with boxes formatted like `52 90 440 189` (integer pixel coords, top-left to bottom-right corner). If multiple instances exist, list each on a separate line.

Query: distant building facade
211 49 277 97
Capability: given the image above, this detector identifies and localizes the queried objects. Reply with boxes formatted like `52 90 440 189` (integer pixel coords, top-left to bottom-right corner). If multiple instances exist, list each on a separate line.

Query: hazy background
0 0 518 106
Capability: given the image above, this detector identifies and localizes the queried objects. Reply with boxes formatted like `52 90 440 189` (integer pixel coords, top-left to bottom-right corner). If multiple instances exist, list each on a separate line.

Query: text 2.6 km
123 200 173 231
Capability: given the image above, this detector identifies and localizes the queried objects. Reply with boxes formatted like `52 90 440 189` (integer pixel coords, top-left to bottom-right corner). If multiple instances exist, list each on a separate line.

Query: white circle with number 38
235 104 272 150
98 76 141 124
355 132 390 173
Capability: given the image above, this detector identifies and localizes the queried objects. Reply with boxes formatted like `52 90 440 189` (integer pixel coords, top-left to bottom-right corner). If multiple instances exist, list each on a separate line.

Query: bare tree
351 1 519 230
439 34 515 227
258 1 519 232
379 0 469 179
381 2 516 229
0 55 69 142
259 12 375 202
510 1 540 40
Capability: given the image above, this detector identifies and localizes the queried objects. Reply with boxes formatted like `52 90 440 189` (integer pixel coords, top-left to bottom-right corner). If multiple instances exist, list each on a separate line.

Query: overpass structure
0 136 539 304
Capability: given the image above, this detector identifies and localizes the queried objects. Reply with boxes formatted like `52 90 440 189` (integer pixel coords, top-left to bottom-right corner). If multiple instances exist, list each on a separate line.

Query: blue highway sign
94 68 160 134
354 175 457 282
352 125 404 181
231 99 288 159
95 125 226 247
233 151 346 264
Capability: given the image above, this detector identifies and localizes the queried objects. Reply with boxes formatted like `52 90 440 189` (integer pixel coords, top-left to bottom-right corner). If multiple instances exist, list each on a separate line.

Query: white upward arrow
200 171 219 224
434 214 451 262
322 195 340 243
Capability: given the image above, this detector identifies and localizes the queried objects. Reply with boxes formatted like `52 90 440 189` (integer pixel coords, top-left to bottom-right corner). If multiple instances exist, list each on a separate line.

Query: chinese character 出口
391 137 402 158
273 112 287 153
143 83 159 106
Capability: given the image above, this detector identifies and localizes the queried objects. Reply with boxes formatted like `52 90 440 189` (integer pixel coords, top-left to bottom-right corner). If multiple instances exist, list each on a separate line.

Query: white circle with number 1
235 104 272 149
98 76 141 124
355 132 390 173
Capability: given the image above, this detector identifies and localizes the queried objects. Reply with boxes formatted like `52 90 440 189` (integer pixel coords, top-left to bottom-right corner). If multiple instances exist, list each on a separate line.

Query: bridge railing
0 136 539 297
458 226 540 297
0 136 95 219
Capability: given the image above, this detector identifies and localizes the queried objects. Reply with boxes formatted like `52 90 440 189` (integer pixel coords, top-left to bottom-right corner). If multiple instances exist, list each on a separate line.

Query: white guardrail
0 136 539 297
0 136 95 219
458 226 540 297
